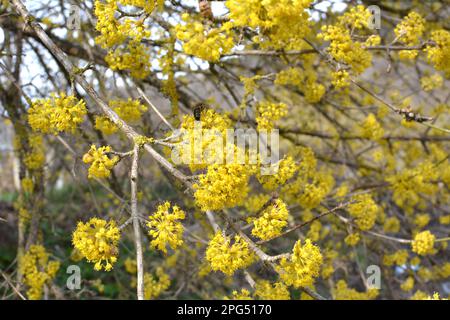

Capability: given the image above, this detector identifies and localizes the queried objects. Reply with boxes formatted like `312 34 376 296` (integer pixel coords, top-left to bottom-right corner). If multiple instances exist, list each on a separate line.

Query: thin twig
131 145 145 300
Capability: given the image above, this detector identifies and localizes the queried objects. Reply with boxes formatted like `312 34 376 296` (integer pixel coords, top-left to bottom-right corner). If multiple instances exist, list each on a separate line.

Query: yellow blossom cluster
176 108 232 171
401 276 415 292
205 231 254 276
95 116 118 135
332 280 379 300
94 0 152 48
109 98 147 123
347 194 379 230
257 156 298 190
274 67 326 103
394 12 425 60
360 113 384 141
426 30 450 76
226 0 314 50
72 217 121 271
250 199 289 240
383 250 409 267
194 164 250 211
23 134 46 170
281 147 334 209
28 93 86 135
420 74 443 91
318 6 374 86
147 202 185 253
82 145 119 179
254 280 290 300
255 101 288 131
411 230 435 256
175 15 235 62
19 245 60 300
144 267 171 300
386 161 438 210
344 233 361 246
383 216 401 233
410 291 446 300
276 239 322 288
105 42 151 79
226 289 252 300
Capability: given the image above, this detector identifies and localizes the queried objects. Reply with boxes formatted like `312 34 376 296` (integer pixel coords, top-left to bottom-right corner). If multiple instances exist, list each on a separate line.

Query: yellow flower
19 245 60 300
276 239 322 288
394 12 425 60
225 289 252 300
175 15 234 62
144 267 171 300
360 113 384 141
254 280 290 300
250 199 289 241
345 233 360 246
400 276 414 291
420 74 443 91
411 230 435 256
194 164 250 211
95 116 118 135
28 93 86 135
383 217 400 233
124 257 137 274
206 231 254 276
82 145 119 179
72 217 120 271
109 98 147 123
255 101 288 131
347 194 379 230
147 202 185 254
426 30 450 76
332 280 379 300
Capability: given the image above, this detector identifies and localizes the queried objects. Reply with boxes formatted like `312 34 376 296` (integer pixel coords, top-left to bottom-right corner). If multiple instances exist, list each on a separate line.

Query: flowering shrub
1 0 449 302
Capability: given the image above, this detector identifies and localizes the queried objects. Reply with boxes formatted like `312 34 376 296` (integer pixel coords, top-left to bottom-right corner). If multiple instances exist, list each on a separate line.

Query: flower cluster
318 6 374 84
105 42 151 79
82 145 119 179
394 12 425 60
95 116 118 135
426 30 450 76
254 280 290 300
347 194 379 230
28 93 86 135
383 250 409 267
144 267 171 300
411 230 435 256
175 15 235 62
194 164 250 211
332 280 379 300
257 156 297 190
420 74 443 92
205 231 254 276
255 101 288 131
109 98 147 123
274 67 325 103
226 0 313 50
276 239 323 288
250 199 289 240
72 217 121 271
147 202 185 253
386 161 438 210
94 0 152 48
175 108 232 171
23 134 46 170
19 245 60 300
360 113 384 141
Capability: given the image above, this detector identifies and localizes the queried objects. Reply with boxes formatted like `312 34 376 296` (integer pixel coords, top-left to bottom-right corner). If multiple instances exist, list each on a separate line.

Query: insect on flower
193 102 209 121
